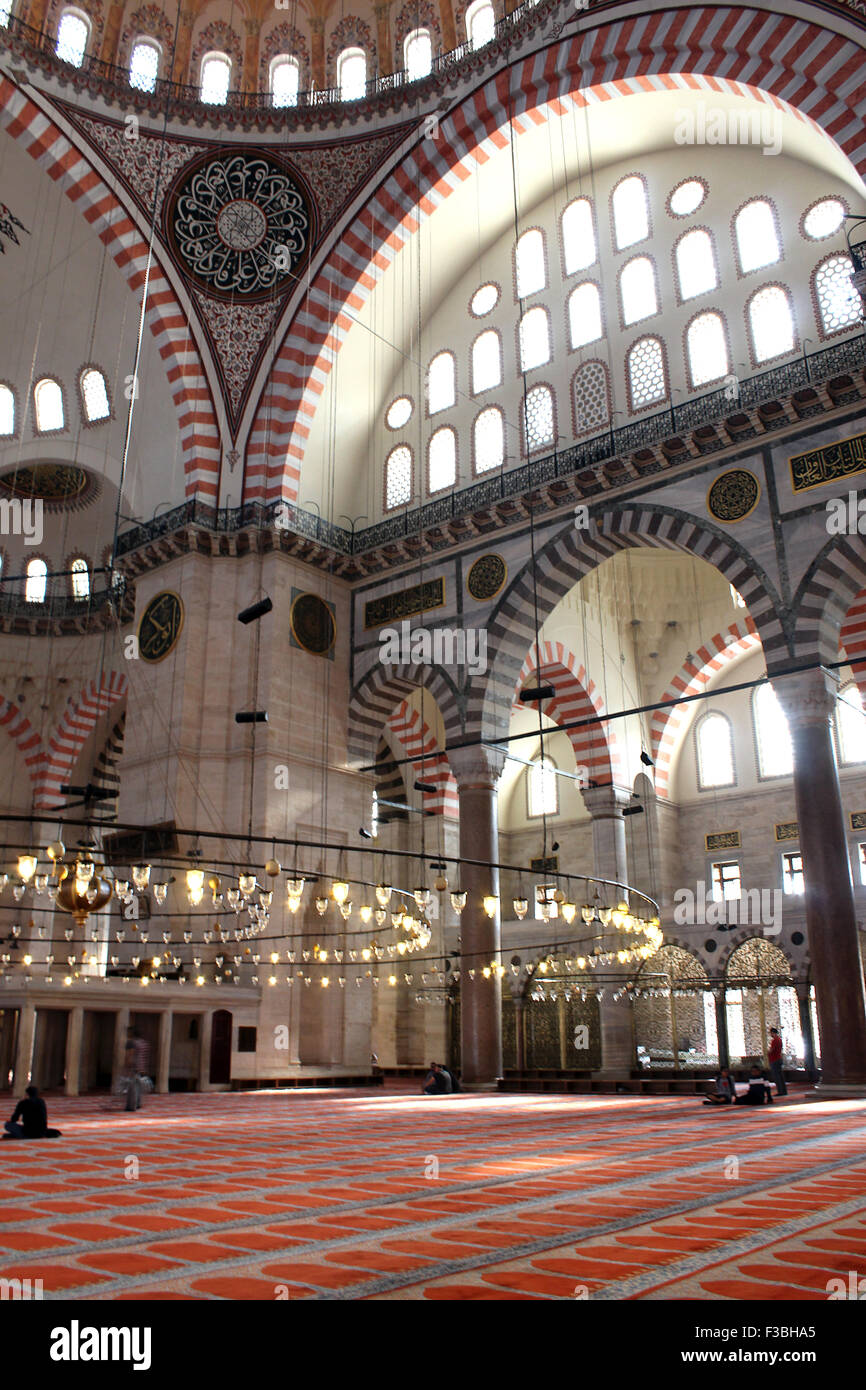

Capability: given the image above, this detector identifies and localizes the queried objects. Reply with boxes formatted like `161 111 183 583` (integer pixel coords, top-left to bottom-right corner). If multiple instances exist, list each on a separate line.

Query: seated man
422 1062 452 1095
734 1065 774 1105
3 1085 62 1139
703 1066 736 1104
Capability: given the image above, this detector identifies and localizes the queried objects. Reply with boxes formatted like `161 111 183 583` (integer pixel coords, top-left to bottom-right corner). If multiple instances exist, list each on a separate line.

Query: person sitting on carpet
703 1066 736 1104
3 1084 62 1139
734 1065 774 1105
422 1062 452 1095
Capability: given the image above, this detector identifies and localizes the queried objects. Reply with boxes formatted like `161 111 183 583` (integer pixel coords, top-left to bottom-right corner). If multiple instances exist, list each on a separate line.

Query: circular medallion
165 151 314 301
707 469 760 523
290 593 336 656
0 462 96 510
467 553 507 601
138 591 184 664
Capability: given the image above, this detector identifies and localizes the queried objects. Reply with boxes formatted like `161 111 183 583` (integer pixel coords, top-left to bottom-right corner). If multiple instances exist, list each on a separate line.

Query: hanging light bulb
375 884 392 908
332 879 350 905
374 907 387 927
287 893 302 914
132 864 151 890
186 868 205 906
259 890 273 909
17 855 37 883
153 883 168 905
359 904 372 925
315 895 328 916
286 877 305 897
339 902 353 921
76 859 95 885
482 895 498 919
33 872 48 894
450 890 467 914
561 902 577 925
46 840 65 863
113 879 130 900
239 873 256 898
513 896 529 920
413 886 431 910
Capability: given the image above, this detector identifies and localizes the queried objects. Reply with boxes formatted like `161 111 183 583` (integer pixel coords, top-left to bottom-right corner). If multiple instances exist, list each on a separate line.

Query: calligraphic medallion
0 463 95 510
290 592 336 657
138 591 184 664
467 553 507 601
165 151 314 301
706 468 760 522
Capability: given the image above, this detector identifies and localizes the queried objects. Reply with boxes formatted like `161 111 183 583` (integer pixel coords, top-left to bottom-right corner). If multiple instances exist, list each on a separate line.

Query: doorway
209 1010 232 1085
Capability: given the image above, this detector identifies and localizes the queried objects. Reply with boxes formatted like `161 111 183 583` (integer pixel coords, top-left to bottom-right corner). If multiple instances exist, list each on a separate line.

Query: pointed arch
387 700 458 817
34 672 128 810
245 7 866 500
792 534 866 669
0 77 220 499
347 661 462 772
0 699 44 784
840 587 866 703
513 639 621 786
651 619 761 799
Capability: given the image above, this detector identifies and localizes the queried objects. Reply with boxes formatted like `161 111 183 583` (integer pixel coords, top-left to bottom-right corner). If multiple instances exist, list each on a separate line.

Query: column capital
582 783 632 818
180 9 195 25
770 666 838 729
373 0 391 16
309 16 326 34
243 17 261 35
448 744 505 789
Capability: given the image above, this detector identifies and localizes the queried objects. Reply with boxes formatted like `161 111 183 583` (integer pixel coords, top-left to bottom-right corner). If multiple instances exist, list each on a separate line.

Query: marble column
309 17 325 91
11 1003 36 1091
774 667 866 1089
374 2 392 75
111 1006 130 1092
514 993 526 1071
796 983 818 1083
451 746 505 1088
64 1006 84 1096
714 989 730 1070
198 1010 213 1091
242 19 260 95
156 1010 172 1093
583 784 634 1077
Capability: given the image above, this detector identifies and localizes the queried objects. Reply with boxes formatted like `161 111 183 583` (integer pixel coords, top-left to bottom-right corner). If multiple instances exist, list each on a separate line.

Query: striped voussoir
0 79 221 500
791 536 866 671
650 619 761 799
514 640 618 786
387 700 459 818
0 698 44 781
243 6 866 502
347 662 462 770
478 507 784 745
86 712 126 823
374 738 410 823
840 588 866 700
33 672 128 811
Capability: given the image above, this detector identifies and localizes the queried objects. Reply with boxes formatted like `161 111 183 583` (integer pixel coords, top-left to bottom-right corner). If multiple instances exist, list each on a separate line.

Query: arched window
404 28 432 79
0 385 14 436
573 360 610 436
523 384 554 453
70 557 90 600
34 377 64 432
814 255 861 335
428 426 456 493
627 336 666 410
474 406 504 474
836 683 866 765
385 445 412 510
735 199 781 274
696 712 735 789
519 306 550 371
466 0 495 48
675 228 718 300
338 47 366 100
754 683 794 778
129 38 160 92
200 52 231 104
612 175 649 251
620 256 658 325
803 198 846 241
25 558 47 604
471 330 501 394
567 282 602 349
748 285 795 363
686 312 729 387
56 9 89 66
80 367 110 422
270 55 299 107
562 197 597 275
0 1 11 27
528 758 558 817
427 351 455 414
515 228 546 298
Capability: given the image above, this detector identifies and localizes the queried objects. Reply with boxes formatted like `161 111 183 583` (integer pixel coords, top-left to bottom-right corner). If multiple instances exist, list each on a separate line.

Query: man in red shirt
768 1027 787 1096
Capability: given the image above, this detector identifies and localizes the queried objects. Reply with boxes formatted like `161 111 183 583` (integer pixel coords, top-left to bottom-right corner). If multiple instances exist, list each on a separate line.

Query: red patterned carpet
1 1086 865 1301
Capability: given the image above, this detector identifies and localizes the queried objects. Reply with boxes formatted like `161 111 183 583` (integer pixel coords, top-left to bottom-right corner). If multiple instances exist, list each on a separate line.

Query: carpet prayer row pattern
0 1087 864 1300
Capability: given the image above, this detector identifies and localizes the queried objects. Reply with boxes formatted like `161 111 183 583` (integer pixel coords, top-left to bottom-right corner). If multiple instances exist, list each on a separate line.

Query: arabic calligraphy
138 592 184 663
790 432 866 493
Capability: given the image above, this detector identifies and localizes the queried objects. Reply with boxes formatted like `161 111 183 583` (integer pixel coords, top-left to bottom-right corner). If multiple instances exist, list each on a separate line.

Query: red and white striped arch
840 589 866 701
244 5 866 501
387 699 459 818
33 672 128 811
0 79 221 500
514 640 619 786
651 619 761 798
0 699 44 784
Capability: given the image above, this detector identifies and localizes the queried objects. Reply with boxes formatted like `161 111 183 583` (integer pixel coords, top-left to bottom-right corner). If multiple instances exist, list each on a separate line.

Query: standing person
3 1085 61 1139
768 1027 787 1096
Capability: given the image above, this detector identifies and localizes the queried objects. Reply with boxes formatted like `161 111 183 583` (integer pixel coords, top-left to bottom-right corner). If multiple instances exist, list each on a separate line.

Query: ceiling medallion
0 463 96 510
706 468 761 523
165 150 314 301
